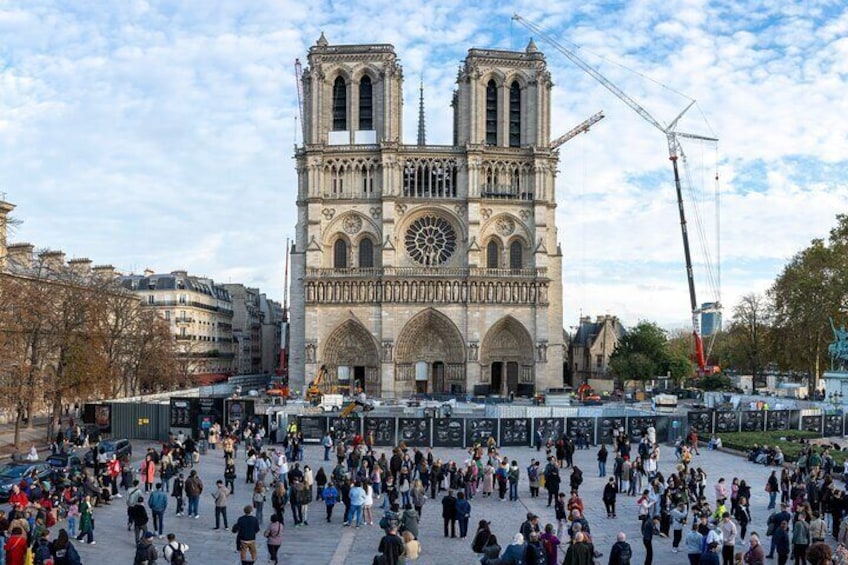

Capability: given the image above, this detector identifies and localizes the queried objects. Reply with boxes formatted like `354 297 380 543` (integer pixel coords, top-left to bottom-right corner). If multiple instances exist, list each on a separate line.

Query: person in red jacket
4 526 28 565
7 485 27 508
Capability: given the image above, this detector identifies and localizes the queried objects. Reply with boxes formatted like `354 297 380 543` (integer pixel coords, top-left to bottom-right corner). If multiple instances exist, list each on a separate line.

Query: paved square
71 439 786 564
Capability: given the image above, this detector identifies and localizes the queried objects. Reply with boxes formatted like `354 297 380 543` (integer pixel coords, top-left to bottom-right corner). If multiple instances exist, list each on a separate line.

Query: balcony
305 266 546 279
480 186 533 201
175 317 194 324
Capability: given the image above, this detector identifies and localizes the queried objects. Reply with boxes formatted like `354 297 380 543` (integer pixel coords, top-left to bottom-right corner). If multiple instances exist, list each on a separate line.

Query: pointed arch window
359 76 373 130
509 241 523 270
487 240 500 269
358 238 374 268
332 77 347 131
485 80 497 145
333 239 348 269
509 81 521 147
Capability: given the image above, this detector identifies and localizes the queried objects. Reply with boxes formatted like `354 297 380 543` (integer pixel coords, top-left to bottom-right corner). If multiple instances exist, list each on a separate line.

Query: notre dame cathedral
289 34 564 398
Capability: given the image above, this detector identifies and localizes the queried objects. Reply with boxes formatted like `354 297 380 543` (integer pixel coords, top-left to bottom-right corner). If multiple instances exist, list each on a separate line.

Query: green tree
726 292 772 383
609 321 670 384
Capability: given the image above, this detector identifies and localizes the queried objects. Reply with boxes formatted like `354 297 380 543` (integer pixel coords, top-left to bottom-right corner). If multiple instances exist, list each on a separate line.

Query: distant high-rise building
700 302 722 337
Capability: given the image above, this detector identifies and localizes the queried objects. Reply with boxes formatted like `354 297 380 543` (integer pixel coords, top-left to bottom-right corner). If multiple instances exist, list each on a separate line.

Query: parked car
0 462 53 502
46 452 84 477
84 438 132 467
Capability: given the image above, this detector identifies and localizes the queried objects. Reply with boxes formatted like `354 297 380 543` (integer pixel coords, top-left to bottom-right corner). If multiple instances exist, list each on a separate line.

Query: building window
486 240 500 269
405 215 458 267
509 241 522 269
180 327 186 337
509 81 521 147
178 294 186 305
485 80 497 145
362 167 374 194
165 310 171 321
147 295 154 305
332 76 347 131
596 354 603 369
333 239 348 269
359 76 373 130
358 238 374 268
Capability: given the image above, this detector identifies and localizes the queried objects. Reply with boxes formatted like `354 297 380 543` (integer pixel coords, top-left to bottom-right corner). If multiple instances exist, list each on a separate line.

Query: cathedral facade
289 35 564 398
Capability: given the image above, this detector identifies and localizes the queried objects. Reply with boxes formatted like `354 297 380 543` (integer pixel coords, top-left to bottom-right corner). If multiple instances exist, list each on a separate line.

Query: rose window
405 215 457 266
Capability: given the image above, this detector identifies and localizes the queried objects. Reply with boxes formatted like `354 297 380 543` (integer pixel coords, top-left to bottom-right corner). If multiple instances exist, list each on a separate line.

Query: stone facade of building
289 36 565 398
568 314 626 390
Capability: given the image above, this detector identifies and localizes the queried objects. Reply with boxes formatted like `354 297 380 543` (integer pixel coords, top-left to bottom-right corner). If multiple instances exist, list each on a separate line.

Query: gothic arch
352 65 381 83
323 211 381 248
322 318 381 395
503 71 530 89
480 316 535 395
480 213 531 247
480 69 506 87
395 308 465 364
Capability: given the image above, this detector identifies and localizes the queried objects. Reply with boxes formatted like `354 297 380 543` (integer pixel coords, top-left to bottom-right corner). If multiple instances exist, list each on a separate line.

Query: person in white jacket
162 533 189 563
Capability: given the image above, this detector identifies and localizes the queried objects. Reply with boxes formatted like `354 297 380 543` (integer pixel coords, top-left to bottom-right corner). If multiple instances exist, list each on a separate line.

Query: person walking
232 505 261 565
378 526 406 565
213 480 230 530
508 461 520 501
184 470 203 519
252 482 267 525
171 473 185 517
608 532 633 565
720 512 738 565
75 496 95 545
598 445 609 477
162 533 189 564
685 522 704 565
148 483 168 539
134 531 158 564
323 481 338 523
129 495 150 544
455 491 471 538
544 457 561 507
670 501 688 553
442 489 458 538
792 512 810 565
642 515 659 565
603 477 617 519
773 520 791 565
348 481 366 528
264 514 283 565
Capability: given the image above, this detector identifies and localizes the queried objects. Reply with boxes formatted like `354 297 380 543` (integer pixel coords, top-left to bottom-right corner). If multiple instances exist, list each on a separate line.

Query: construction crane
550 111 605 150
295 58 306 144
513 14 719 372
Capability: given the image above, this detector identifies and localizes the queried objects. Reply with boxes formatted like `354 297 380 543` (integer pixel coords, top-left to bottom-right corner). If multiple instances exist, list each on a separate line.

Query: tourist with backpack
608 532 633 565
162 533 188 564
539 523 560 565
263 514 283 565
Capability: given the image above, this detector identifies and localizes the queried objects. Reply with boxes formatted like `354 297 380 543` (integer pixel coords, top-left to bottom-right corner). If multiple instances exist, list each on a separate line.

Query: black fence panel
766 411 791 431
715 411 740 434
566 417 596 446
740 411 765 433
465 419 497 447
801 414 822 434
499 418 530 447
533 418 565 444
398 418 431 447
298 416 327 443
789 411 801 431
433 418 464 448
598 417 627 445
364 417 396 447
824 413 843 437
687 411 713 435
627 417 656 443
328 417 361 443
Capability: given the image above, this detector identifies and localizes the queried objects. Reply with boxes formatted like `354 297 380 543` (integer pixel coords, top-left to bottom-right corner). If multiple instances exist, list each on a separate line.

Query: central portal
396 308 466 396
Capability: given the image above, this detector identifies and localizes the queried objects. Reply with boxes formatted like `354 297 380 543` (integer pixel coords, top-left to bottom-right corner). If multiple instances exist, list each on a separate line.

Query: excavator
305 365 329 403
577 383 602 405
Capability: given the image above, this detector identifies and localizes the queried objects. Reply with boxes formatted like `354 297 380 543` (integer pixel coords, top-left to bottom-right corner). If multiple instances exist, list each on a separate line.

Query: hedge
718 430 848 467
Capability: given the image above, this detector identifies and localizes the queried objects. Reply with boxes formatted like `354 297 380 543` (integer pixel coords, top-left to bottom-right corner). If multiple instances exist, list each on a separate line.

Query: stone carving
405 215 457 267
395 203 407 216
829 317 848 370
305 343 316 363
519 209 532 221
370 206 382 219
480 208 492 220
468 342 479 362
322 208 336 220
536 342 548 362
454 204 467 216
496 217 515 236
382 341 394 362
343 214 363 234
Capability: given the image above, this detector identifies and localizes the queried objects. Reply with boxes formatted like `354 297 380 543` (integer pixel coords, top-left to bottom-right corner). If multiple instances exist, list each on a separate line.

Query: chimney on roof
144 268 155 277
0 200 16 270
39 250 66 272
92 264 116 279
7 242 33 270
68 258 93 277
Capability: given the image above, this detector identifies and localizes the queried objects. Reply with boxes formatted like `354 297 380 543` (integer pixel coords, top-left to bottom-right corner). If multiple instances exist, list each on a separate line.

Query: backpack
617 543 632 565
169 543 186 565
34 540 52 565
541 536 555 558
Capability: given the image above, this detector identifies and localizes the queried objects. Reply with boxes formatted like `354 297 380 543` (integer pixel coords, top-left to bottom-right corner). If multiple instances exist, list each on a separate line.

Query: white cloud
1 0 846 331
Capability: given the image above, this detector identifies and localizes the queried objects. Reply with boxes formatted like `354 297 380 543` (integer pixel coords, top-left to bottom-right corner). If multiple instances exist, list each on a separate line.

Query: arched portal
395 308 465 394
322 319 381 396
480 316 534 396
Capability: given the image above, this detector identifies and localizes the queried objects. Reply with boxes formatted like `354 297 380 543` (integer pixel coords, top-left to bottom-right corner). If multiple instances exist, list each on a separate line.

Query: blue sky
2 0 847 330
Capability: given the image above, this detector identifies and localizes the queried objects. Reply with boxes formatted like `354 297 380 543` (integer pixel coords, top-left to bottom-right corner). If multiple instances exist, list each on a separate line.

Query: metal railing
305 266 547 279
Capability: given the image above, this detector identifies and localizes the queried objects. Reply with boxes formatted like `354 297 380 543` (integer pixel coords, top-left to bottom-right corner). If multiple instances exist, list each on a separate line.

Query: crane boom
550 111 605 149
295 58 306 144
513 14 718 371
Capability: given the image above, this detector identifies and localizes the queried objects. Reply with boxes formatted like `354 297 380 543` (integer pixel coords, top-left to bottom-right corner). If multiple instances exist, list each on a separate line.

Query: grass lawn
717 430 848 467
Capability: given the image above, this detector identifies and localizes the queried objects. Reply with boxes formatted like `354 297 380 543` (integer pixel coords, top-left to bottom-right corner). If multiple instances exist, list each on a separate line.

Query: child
67 502 79 537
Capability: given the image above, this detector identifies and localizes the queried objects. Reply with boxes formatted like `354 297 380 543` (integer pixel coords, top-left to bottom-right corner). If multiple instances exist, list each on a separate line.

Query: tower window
485 80 497 145
486 240 500 269
509 81 521 147
359 76 373 130
358 238 374 268
333 239 348 269
332 77 347 131
509 240 523 269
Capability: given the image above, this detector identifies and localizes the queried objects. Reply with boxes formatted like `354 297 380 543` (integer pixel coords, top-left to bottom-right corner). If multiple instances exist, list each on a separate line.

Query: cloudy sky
2 1 846 331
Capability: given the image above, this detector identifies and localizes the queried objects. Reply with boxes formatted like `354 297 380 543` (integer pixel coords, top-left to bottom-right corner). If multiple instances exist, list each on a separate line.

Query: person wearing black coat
603 477 618 518
544 459 561 507
441 490 457 538
772 520 790 565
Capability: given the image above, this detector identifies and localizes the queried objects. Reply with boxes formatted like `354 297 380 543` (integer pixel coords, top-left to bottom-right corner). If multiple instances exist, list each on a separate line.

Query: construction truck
577 383 602 405
339 388 375 417
306 365 330 404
